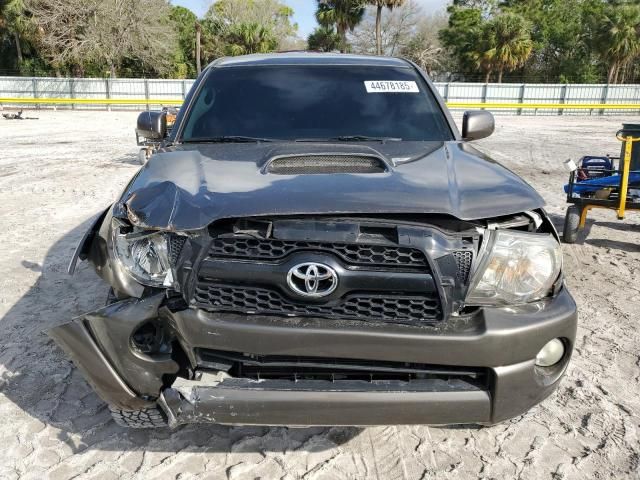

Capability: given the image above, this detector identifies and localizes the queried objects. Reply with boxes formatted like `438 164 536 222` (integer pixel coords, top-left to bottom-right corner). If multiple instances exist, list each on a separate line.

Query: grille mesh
452 251 473 283
194 283 442 325
210 237 428 269
267 155 387 174
168 236 187 266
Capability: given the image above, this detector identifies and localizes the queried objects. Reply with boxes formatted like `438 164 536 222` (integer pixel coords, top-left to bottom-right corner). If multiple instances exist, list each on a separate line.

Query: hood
120 141 545 231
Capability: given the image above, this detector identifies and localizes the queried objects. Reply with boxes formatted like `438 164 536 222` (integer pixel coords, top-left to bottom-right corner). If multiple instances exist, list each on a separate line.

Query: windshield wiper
295 135 402 143
183 136 278 143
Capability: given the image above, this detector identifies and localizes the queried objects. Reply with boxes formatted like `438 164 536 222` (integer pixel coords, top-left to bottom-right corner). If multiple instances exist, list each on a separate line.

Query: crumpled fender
47 294 178 409
68 207 110 275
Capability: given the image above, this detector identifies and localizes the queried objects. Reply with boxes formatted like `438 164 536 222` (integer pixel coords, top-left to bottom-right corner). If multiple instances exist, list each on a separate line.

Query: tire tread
563 205 581 244
109 406 168 428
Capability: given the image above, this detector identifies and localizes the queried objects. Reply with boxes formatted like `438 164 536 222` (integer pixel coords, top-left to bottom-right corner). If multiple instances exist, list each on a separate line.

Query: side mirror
136 111 167 140
462 110 495 141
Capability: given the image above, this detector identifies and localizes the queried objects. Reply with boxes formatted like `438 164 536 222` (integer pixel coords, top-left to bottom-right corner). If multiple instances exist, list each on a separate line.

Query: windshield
181 65 453 142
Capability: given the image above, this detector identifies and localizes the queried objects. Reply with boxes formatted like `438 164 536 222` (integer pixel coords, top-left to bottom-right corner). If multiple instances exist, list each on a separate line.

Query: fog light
535 338 565 367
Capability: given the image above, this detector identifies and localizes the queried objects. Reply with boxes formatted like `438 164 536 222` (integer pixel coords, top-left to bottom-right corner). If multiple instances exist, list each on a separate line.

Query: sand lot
1 111 639 479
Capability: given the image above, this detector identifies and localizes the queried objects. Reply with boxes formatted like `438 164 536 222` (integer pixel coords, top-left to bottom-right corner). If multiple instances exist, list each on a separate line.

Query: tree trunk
619 62 628 84
484 70 491 83
338 22 347 53
110 62 117 79
14 31 23 64
498 67 504 83
195 22 202 75
375 5 383 55
607 63 617 84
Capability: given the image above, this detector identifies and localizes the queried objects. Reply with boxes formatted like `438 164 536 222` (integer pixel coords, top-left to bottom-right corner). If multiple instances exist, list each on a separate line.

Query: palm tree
315 0 365 53
480 13 533 83
224 23 278 56
597 5 640 84
472 38 495 83
368 0 404 55
308 25 342 52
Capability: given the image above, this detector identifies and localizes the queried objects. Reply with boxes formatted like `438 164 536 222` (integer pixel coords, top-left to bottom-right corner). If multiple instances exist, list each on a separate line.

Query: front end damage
50 204 577 427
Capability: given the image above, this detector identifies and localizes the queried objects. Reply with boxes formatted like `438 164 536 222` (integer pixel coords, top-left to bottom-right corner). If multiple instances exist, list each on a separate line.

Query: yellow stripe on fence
0 97 184 105
0 97 639 110
446 102 640 110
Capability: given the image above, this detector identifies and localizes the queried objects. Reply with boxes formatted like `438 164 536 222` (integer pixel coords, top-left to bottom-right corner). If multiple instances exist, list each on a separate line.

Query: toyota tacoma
50 53 577 428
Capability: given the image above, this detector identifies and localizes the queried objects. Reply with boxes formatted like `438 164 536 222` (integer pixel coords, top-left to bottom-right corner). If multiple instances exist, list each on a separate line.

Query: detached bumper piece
161 376 491 427
159 349 492 426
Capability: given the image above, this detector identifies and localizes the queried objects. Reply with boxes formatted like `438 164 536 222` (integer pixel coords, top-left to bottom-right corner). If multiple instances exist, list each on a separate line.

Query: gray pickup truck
50 53 577 428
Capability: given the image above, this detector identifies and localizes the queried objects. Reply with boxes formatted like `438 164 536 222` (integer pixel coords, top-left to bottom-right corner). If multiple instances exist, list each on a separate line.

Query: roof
208 52 412 69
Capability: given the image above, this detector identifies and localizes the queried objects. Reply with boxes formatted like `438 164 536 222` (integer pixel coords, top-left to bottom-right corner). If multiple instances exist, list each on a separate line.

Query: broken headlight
112 220 172 287
466 230 562 306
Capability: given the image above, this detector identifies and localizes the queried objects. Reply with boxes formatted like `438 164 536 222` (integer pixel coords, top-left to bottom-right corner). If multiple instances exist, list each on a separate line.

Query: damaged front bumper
48 287 577 427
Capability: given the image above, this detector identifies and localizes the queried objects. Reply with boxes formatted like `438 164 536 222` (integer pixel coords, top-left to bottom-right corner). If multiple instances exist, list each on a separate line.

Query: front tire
563 205 581 244
109 405 168 429
138 147 153 165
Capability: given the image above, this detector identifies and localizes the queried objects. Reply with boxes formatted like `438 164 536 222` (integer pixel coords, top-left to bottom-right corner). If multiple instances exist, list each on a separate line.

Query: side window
183 84 217 139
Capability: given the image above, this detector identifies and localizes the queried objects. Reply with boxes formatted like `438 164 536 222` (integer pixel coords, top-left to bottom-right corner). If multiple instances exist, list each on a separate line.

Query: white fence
0 77 196 110
439 82 640 115
1 76 639 115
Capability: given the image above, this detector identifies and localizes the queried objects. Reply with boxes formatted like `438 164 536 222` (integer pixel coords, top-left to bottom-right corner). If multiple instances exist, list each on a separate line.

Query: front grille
193 283 441 326
210 237 428 269
267 155 387 174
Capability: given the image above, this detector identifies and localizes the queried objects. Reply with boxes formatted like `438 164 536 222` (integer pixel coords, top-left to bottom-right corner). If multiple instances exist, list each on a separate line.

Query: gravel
0 111 639 479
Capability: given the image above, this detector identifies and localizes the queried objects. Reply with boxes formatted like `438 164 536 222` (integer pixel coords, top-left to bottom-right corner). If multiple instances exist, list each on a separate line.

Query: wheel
562 205 581 243
109 405 168 428
138 148 152 165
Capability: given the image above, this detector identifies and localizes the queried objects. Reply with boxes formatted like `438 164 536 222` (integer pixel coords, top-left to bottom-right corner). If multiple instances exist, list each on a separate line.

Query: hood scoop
265 154 389 175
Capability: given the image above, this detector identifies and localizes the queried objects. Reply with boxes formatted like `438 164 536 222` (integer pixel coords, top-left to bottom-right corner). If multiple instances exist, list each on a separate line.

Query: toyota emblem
287 262 338 298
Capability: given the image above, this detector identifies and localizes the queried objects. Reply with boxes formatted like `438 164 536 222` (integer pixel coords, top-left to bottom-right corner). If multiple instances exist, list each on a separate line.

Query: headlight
112 220 172 287
466 230 562 305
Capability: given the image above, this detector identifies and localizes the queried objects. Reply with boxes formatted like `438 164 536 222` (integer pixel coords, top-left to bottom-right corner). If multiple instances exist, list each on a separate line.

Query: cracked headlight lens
112 221 171 287
466 230 562 305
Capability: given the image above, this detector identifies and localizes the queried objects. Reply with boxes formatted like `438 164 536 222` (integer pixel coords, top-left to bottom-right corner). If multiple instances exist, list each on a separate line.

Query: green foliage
199 17 226 62
1 0 638 82
0 0 38 72
595 2 640 83
439 6 485 74
505 0 603 83
315 0 365 52
481 12 533 82
440 0 640 83
442 4 533 81
200 0 296 61
170 6 198 78
17 57 49 76
307 25 342 52
224 22 278 55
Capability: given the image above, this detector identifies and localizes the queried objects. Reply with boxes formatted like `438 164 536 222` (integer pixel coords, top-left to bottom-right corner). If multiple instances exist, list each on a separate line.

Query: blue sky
171 0 449 38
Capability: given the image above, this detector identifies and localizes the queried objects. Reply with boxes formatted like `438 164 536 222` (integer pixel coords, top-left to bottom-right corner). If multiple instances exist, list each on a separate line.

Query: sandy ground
0 111 639 480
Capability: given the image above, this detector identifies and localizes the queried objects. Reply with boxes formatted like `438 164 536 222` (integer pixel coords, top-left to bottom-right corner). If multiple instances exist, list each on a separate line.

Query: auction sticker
364 80 419 93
